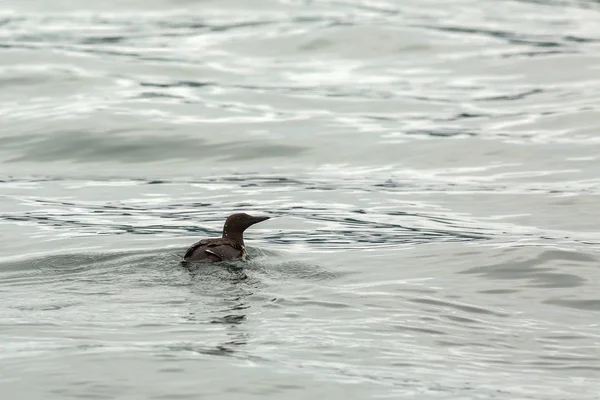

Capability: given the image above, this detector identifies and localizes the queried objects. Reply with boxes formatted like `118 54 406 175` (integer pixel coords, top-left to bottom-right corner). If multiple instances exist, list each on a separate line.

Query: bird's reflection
181 261 256 356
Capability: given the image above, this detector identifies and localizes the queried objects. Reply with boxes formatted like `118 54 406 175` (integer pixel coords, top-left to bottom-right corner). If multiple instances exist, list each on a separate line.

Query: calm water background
1 0 600 398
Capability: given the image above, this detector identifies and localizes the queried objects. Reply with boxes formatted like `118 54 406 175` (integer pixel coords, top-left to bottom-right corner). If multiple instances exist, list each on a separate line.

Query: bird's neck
223 230 244 245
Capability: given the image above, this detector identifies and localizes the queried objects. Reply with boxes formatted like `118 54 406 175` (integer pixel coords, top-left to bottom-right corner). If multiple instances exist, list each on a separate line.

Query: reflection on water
184 263 254 356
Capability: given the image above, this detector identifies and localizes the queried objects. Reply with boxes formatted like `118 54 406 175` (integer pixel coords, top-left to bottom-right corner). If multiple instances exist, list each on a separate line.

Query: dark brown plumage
183 213 270 263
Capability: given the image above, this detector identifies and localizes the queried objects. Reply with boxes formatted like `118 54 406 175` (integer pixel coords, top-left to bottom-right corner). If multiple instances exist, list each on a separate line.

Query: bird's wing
183 239 212 260
183 238 244 261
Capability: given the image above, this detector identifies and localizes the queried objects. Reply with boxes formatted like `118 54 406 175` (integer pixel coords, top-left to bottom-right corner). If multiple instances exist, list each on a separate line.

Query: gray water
1 0 600 398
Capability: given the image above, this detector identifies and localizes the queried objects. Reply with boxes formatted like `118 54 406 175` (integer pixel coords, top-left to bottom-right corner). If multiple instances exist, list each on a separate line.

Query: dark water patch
436 340 497 348
395 325 447 335
224 176 307 186
140 80 215 89
543 298 600 311
459 249 595 289
265 210 490 247
0 251 145 274
444 315 482 325
478 289 520 294
286 299 351 309
409 297 509 317
523 272 586 288
12 302 81 311
210 315 247 325
163 342 257 359
539 354 600 362
424 25 564 48
500 49 579 59
2 131 307 164
135 91 188 101
158 19 279 33
80 36 125 45
541 334 589 340
478 89 545 102
0 248 184 282
539 364 600 372
515 0 600 10
406 129 478 138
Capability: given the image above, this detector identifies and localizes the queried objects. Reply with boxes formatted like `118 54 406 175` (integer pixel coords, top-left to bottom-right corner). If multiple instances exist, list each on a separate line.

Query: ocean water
1 0 600 398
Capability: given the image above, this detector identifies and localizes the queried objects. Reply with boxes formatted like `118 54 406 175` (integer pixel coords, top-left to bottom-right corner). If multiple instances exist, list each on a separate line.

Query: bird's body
183 237 246 263
183 213 269 263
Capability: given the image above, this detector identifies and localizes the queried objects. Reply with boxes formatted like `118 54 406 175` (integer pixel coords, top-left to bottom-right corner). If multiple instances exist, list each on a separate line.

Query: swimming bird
183 213 270 263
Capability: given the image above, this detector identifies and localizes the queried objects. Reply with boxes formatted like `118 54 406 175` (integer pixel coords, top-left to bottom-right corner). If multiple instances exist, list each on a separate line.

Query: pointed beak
249 215 270 225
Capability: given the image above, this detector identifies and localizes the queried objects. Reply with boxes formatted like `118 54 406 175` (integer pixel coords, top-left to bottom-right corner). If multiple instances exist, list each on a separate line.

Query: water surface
1 0 600 398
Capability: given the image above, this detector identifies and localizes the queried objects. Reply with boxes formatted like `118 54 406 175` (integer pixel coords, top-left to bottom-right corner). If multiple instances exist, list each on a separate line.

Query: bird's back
183 238 245 263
